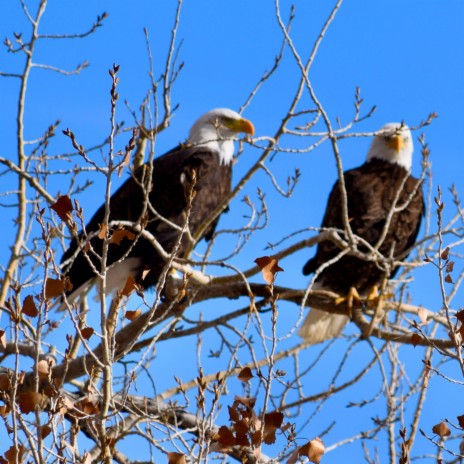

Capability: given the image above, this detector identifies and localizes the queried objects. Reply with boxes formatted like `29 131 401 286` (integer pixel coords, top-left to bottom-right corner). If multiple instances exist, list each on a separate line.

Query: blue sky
1 0 463 462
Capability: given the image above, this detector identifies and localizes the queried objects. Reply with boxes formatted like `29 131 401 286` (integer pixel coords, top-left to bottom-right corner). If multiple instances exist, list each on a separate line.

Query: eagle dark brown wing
61 144 232 296
303 159 423 294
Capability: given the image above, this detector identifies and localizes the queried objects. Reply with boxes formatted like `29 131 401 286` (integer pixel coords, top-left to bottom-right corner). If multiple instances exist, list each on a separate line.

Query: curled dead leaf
81 327 94 340
0 404 11 418
18 391 48 414
456 310 464 324
98 223 108 240
216 425 236 448
260 411 284 445
238 367 253 383
299 437 325 464
0 374 11 391
125 309 142 321
110 228 136 245
22 295 39 317
254 255 284 285
233 395 256 410
167 452 187 464
4 445 26 464
457 414 464 429
432 421 450 437
411 333 421 348
228 405 241 423
441 246 450 260
51 195 73 222
40 425 52 439
45 277 72 300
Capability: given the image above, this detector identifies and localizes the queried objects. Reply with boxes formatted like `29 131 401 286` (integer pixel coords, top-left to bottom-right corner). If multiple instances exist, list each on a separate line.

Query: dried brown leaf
446 261 455 273
458 324 464 341
18 391 47 414
40 425 52 439
4 445 26 464
254 255 284 284
228 405 242 424
457 310 464 324
0 374 11 391
125 309 142 321
45 277 72 299
234 395 256 410
432 421 451 437
22 295 39 317
261 411 284 444
299 437 325 463
234 418 250 436
238 367 253 382
457 414 464 429
51 195 73 222
167 452 187 464
0 404 11 418
411 333 421 348
441 247 450 260
235 432 250 447
251 430 263 446
445 274 453 284
98 222 108 240
110 228 136 245
265 411 284 431
216 425 236 448
81 327 94 340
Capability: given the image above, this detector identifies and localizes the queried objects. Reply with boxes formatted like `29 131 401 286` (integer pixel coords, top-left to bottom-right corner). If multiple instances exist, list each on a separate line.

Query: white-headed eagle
61 108 254 305
300 123 424 344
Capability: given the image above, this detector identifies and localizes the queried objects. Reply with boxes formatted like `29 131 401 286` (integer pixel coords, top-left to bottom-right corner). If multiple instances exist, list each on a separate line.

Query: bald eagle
61 108 254 305
299 123 424 344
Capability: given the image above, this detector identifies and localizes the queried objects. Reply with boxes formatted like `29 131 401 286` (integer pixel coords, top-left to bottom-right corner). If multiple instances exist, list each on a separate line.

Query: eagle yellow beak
386 135 403 152
227 117 255 136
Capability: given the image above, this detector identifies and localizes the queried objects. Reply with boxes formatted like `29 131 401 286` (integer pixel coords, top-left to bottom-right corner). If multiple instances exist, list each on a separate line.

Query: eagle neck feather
192 139 234 166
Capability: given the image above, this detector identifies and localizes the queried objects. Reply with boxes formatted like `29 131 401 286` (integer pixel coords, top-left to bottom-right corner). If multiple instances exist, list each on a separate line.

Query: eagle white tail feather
58 257 142 311
298 308 349 344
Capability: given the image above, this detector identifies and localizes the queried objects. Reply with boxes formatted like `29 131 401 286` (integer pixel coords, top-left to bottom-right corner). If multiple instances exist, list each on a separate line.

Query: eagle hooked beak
226 117 255 136
386 135 404 152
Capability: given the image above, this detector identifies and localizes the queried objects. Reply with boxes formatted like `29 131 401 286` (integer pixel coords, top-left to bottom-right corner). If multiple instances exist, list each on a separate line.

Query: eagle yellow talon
335 287 361 318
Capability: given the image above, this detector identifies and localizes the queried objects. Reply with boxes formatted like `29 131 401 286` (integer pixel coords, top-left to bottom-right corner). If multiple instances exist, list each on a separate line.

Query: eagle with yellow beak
61 108 254 304
300 123 424 344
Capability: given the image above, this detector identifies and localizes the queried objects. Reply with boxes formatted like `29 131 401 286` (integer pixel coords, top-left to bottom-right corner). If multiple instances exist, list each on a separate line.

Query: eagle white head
367 122 413 171
188 108 255 165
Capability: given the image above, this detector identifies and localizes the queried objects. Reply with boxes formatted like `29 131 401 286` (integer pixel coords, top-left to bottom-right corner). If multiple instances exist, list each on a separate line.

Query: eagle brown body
61 146 232 294
300 123 424 344
303 158 424 293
